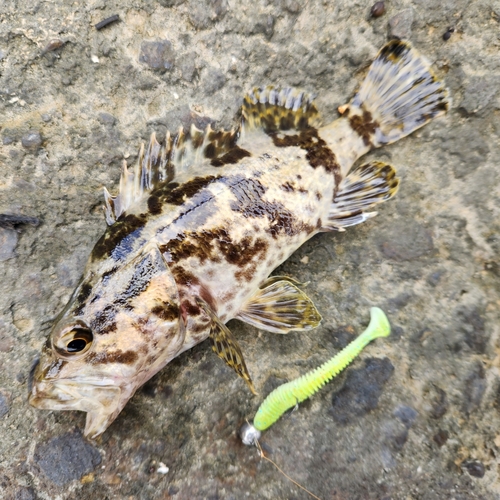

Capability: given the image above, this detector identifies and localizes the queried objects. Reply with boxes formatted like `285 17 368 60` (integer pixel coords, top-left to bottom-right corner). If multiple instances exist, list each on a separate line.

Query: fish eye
66 330 93 353
53 324 93 358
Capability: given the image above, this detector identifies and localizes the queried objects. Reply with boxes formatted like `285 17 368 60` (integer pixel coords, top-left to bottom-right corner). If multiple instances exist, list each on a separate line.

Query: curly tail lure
241 307 391 445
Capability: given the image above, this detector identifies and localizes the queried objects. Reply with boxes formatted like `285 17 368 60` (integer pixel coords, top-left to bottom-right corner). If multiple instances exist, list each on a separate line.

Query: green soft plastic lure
241 307 391 445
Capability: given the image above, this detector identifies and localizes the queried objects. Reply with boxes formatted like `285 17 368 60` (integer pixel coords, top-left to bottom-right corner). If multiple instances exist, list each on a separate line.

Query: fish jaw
29 376 125 438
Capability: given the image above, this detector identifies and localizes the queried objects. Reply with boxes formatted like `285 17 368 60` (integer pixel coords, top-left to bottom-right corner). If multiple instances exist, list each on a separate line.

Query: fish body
29 40 449 437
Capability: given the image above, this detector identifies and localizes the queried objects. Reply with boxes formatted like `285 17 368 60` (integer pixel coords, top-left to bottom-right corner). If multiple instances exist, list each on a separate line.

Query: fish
29 40 449 438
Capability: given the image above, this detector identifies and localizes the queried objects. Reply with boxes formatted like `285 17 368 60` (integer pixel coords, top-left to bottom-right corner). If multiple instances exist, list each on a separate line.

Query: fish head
29 245 185 438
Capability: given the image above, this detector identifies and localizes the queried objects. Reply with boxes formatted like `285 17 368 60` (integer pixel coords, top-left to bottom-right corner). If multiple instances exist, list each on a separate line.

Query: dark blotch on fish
151 302 180 321
211 146 251 167
86 349 138 365
73 282 93 316
92 213 147 260
270 127 341 183
91 305 118 335
349 110 379 147
161 176 220 206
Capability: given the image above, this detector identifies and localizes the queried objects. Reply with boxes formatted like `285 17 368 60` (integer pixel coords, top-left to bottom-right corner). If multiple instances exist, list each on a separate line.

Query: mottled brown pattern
86 349 138 365
162 176 220 206
269 127 341 186
147 194 163 215
349 109 379 147
151 302 180 321
92 213 147 261
166 229 269 267
210 146 251 167
170 267 200 287
90 305 118 335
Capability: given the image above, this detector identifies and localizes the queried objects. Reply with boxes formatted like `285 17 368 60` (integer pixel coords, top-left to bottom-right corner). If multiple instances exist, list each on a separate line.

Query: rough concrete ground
1 0 500 499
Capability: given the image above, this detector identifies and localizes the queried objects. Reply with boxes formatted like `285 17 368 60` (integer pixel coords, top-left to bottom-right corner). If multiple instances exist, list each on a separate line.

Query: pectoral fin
197 299 256 395
324 161 399 231
237 277 322 334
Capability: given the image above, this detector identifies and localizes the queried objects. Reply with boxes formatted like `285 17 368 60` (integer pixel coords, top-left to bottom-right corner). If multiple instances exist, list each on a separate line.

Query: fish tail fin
346 40 450 149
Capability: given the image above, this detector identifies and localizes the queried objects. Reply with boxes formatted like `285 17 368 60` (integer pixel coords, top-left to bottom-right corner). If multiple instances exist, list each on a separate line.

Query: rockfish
29 40 449 438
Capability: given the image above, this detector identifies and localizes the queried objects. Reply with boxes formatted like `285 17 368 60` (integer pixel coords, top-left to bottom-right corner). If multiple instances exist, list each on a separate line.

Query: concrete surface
1 0 499 499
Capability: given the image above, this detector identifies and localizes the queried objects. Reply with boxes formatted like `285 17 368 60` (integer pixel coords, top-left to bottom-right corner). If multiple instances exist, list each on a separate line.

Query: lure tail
241 307 391 441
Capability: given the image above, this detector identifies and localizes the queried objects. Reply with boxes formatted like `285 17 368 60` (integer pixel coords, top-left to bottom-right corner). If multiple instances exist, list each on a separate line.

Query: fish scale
29 40 449 438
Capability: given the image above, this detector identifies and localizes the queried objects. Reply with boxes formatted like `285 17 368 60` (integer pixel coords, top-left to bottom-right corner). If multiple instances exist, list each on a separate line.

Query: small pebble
463 460 485 478
443 27 454 41
42 39 63 54
370 2 385 18
157 462 169 474
21 130 42 149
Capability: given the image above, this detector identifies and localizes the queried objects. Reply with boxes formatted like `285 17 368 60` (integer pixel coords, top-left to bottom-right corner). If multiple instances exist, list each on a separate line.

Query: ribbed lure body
252 307 390 431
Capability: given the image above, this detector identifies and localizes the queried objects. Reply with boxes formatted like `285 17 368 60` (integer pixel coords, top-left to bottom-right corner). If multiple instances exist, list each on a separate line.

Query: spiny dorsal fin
237 278 322 334
324 161 399 231
103 124 241 225
241 86 322 135
197 298 256 395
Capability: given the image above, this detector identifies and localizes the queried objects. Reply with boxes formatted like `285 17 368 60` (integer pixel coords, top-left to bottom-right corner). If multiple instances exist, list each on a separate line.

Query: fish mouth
29 378 123 438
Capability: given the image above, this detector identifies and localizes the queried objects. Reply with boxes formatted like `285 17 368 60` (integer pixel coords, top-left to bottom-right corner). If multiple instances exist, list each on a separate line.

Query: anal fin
324 161 399 231
237 277 322 334
197 299 256 395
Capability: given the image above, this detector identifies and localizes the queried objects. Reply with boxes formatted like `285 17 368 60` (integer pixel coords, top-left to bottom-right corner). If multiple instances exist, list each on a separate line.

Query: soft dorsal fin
241 86 322 135
103 125 241 225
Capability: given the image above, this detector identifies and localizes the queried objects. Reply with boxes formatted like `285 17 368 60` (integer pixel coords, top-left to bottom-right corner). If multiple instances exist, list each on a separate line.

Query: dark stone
458 306 488 354
15 487 37 500
0 393 9 418
463 461 485 478
393 405 418 428
21 130 42 149
34 430 102 486
370 1 385 18
462 363 486 416
379 221 434 261
388 9 414 39
330 357 394 424
433 429 449 447
139 40 176 71
0 229 18 261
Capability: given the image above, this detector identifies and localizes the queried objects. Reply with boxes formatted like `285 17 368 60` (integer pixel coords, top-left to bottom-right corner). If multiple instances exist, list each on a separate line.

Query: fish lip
29 378 123 438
